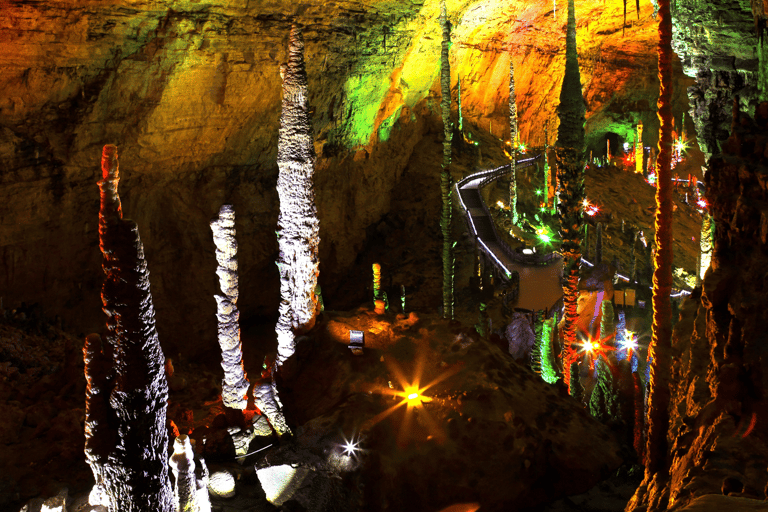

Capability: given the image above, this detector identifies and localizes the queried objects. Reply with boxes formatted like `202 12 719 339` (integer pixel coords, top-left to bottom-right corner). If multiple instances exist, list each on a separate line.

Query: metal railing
455 152 560 279
456 152 694 299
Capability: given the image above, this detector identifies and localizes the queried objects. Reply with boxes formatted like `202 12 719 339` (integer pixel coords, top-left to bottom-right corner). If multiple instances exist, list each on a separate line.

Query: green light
539 233 551 244
377 106 402 143
342 74 389 147
535 189 543 196
540 318 559 384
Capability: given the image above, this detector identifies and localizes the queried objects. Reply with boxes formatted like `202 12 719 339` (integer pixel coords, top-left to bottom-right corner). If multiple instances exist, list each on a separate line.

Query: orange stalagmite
373 263 385 314
555 0 586 391
626 0 674 508
647 0 674 484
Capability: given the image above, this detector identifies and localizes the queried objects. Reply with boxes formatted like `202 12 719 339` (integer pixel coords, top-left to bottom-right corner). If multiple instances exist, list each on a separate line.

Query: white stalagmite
254 381 292 437
275 24 320 366
210 205 250 410
169 435 210 512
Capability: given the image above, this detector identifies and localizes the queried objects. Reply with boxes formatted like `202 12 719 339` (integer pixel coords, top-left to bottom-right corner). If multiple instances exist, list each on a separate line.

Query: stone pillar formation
509 54 519 224
84 145 174 512
275 24 320 367
635 120 644 174
555 0 587 391
645 0 675 496
210 205 249 410
439 0 455 320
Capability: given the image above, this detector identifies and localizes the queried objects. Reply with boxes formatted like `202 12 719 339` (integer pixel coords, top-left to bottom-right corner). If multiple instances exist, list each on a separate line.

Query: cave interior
1 0 768 511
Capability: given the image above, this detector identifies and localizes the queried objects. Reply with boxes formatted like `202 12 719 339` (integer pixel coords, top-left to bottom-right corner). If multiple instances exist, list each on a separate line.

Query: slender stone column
439 0 454 320
210 205 249 410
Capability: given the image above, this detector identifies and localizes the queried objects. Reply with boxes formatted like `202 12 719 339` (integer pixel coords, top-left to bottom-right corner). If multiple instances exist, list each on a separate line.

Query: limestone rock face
671 0 760 157
629 108 768 510
0 0 695 355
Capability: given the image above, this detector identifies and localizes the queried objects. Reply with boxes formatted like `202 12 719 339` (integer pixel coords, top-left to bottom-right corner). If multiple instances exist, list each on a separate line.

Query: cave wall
452 0 694 155
0 0 692 356
671 0 760 159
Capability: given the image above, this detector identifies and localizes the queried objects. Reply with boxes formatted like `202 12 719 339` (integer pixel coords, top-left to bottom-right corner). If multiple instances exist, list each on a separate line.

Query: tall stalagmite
627 0 674 506
646 0 674 491
84 145 173 512
440 0 454 320
210 205 249 410
555 0 586 391
509 56 518 224
275 25 320 366
636 120 644 174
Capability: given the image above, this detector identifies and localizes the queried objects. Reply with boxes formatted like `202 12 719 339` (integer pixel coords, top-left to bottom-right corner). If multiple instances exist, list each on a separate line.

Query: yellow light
404 385 430 406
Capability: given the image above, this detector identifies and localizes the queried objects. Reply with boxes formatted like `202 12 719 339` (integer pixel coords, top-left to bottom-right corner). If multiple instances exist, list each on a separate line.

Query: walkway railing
455 153 692 299
455 152 559 279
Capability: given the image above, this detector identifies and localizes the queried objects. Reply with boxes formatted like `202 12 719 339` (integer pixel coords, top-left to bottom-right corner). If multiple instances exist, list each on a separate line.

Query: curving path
455 155 691 314
455 154 564 312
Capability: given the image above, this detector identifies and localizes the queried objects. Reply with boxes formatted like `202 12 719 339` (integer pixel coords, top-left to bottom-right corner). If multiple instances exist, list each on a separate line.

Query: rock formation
643 0 676 501
0 0 697 356
169 435 210 512
509 53 519 224
275 25 320 367
210 205 249 410
440 0 455 320
555 0 587 391
671 0 759 160
83 145 173 512
626 105 768 510
637 120 645 174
